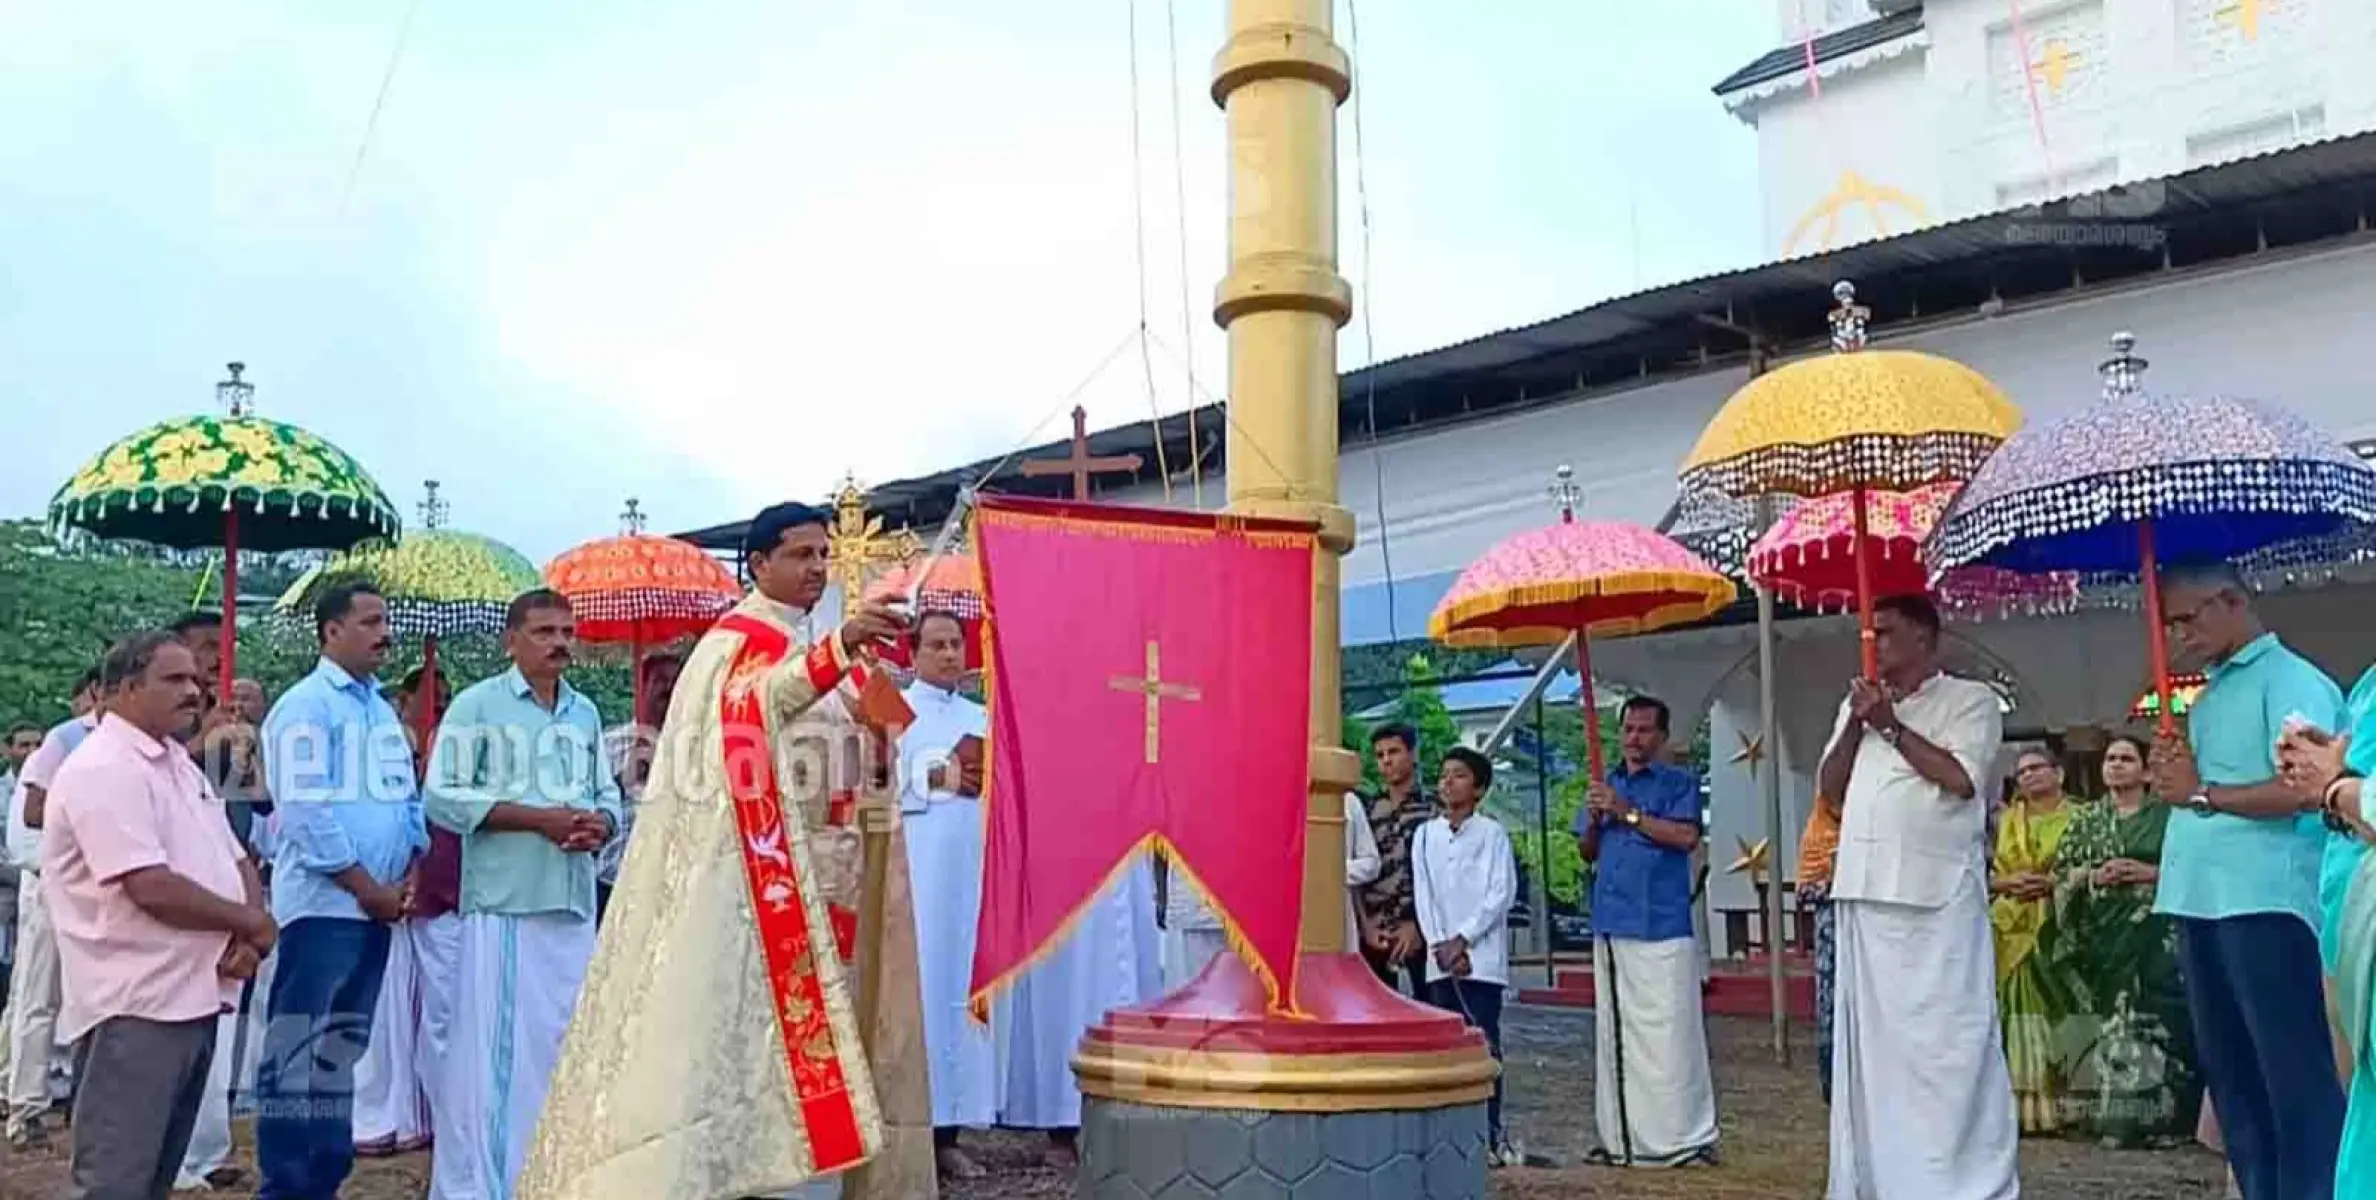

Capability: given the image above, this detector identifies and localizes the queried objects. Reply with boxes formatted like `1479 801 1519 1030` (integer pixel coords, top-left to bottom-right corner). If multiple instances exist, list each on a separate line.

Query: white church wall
1754 52 1943 259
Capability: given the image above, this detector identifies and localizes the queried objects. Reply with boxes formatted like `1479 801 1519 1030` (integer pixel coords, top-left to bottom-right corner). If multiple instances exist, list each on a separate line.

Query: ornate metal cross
1108 640 1201 764
827 475 923 610
1021 405 1144 500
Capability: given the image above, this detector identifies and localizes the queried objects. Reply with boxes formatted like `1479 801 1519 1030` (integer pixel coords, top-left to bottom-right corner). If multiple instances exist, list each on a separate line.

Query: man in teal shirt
424 589 620 1200
2152 561 2345 1200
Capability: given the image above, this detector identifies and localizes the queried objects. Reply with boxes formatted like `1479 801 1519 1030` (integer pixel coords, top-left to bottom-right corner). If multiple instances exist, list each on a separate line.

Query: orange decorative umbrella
546 499 740 714
1430 466 1737 778
866 553 984 671
1748 482 2078 615
1680 281 2023 677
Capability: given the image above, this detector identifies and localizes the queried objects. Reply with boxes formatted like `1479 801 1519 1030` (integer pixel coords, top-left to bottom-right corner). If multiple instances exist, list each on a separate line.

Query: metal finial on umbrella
418 480 449 531
620 498 646 535
2099 333 2147 399
218 362 255 418
1828 281 1869 353
1548 464 1584 523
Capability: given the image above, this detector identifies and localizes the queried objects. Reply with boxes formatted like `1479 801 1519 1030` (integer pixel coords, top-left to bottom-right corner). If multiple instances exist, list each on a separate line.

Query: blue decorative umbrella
1928 333 2376 728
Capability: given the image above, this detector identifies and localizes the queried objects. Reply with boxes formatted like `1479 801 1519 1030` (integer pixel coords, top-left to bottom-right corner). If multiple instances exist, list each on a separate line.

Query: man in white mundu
898 610 997 1180
1819 595 2015 1200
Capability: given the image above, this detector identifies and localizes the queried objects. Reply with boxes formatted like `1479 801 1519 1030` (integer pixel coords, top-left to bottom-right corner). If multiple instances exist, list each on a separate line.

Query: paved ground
0 1010 2228 1198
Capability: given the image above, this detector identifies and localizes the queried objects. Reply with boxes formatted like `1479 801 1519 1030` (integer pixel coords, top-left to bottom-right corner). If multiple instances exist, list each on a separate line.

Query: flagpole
1073 2 1497 1191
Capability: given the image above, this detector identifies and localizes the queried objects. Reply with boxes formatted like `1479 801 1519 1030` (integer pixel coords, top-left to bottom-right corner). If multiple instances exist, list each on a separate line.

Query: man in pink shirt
43 631 275 1200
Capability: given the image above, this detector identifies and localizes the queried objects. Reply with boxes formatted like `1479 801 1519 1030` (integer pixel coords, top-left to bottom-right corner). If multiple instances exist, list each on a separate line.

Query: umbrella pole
1851 486 1878 681
1575 627 1605 782
631 638 646 727
420 635 443 746
1755 497 1789 1065
2138 520 2176 736
220 506 240 705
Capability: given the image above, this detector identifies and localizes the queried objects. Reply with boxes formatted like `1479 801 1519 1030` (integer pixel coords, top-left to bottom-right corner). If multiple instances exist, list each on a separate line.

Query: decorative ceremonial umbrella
545 499 740 718
1748 482 2080 615
866 552 985 671
1429 466 1737 778
1927 333 2376 731
2131 674 2208 721
49 362 400 701
1679 281 2023 677
277 480 540 739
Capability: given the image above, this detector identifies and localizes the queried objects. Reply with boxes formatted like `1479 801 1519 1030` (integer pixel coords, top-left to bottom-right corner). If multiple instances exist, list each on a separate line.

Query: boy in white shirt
1413 746 1517 1165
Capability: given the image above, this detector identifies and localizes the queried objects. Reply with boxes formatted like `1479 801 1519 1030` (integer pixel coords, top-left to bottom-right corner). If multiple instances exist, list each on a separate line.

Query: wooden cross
1108 640 1201 764
1021 406 1144 500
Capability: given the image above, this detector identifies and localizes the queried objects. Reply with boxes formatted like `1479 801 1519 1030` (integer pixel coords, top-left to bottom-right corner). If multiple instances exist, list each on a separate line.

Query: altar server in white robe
899 610 998 1180
996 858 1163 1169
1818 595 2014 1200
1162 793 1378 990
425 591 621 1200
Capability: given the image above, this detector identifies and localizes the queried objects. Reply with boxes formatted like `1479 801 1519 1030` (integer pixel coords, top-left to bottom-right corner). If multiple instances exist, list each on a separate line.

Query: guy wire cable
340 0 428 215
1123 0 1175 501
1161 0 1204 507
1344 0 1402 646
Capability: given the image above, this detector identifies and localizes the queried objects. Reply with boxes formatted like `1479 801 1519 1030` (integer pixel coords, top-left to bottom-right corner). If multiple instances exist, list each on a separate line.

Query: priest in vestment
995 858 1164 1167
518 502 936 1200
897 610 997 1179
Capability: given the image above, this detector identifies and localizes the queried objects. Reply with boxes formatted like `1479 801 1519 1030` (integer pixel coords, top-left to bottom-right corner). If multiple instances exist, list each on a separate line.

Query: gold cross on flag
1109 640 1202 764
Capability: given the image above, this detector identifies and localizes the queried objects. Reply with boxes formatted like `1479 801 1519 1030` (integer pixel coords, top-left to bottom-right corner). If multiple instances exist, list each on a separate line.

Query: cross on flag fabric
965 495 1316 1018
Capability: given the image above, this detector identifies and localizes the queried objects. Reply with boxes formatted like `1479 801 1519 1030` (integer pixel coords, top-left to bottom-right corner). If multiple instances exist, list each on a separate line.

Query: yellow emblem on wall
1781 170 1932 258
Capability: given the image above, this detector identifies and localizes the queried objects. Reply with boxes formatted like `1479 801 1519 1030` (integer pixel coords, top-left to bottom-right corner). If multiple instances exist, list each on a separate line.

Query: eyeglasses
2162 594 2222 631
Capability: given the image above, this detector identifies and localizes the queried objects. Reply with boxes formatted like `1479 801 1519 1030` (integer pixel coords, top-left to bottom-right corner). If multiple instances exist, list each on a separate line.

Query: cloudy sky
1 0 1774 562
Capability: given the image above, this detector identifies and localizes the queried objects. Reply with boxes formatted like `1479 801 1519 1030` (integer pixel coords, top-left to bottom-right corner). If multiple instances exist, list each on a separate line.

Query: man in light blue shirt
2152 561 2346 1200
255 582 421 1200
424 588 618 1200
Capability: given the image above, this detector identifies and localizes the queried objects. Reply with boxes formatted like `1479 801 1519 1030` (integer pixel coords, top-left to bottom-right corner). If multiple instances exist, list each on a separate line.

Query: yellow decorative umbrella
1680 281 2023 677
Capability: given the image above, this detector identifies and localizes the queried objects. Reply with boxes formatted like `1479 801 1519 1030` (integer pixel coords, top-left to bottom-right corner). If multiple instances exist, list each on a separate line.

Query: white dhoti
416 913 468 1199
904 795 999 1130
439 911 596 1200
172 1002 243 1187
355 921 431 1154
1592 936 1718 1165
996 862 1163 1129
1828 890 2018 1200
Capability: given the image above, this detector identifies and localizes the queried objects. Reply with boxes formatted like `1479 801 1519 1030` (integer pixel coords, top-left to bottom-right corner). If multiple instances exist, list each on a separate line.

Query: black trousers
1426 977 1505 1143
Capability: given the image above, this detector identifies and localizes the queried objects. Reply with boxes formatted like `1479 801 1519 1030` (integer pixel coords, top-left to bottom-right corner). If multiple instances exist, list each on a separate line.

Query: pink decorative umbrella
1748 482 2079 615
1430 466 1738 778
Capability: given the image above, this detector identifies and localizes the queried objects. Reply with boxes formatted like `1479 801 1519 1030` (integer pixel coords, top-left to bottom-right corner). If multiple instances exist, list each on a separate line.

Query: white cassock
996 860 1163 1129
1161 793 1379 990
353 923 432 1154
899 679 999 1130
1825 673 2015 1200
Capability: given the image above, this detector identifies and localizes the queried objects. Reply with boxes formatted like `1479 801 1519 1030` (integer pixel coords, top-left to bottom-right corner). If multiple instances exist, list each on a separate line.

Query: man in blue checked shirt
425 588 620 1200
256 582 424 1200
1575 696 1719 1169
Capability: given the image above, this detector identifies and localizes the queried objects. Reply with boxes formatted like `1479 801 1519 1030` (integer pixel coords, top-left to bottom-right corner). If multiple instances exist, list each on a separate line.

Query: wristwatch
1876 723 1903 746
2186 792 2217 815
1623 809 1642 828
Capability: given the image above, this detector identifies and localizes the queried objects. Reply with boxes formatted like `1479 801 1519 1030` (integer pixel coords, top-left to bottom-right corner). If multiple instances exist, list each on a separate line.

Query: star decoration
1730 731 1767 774
1727 837 1772 886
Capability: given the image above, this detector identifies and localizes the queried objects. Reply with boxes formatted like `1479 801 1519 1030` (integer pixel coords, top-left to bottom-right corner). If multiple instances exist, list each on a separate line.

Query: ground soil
0 1010 2230 1198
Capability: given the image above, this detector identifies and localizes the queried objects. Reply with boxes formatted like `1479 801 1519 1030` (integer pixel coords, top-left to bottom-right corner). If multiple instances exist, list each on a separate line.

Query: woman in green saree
2057 734 2199 1145
1991 749 2081 1134
2283 665 2376 1197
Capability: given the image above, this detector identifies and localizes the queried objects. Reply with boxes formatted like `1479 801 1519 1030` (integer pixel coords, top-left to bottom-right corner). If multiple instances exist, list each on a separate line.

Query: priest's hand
838 602 911 658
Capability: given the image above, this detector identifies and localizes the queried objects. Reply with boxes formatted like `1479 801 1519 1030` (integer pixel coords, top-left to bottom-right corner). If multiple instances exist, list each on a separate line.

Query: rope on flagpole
1162 0 1204 508
1345 0 1404 646
1124 0 1175 501
2000 0 2063 196
340 0 428 214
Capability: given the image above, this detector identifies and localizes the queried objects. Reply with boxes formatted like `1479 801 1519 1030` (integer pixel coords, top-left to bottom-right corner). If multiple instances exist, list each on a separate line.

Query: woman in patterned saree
2057 734 2198 1146
1990 748 2081 1134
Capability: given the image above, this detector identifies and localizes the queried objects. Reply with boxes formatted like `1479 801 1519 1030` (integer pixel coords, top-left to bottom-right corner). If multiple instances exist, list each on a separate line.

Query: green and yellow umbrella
49 363 399 699
276 482 538 639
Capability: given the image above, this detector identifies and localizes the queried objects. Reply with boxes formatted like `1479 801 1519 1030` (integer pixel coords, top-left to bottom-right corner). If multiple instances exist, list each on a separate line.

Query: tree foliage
0 521 634 729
